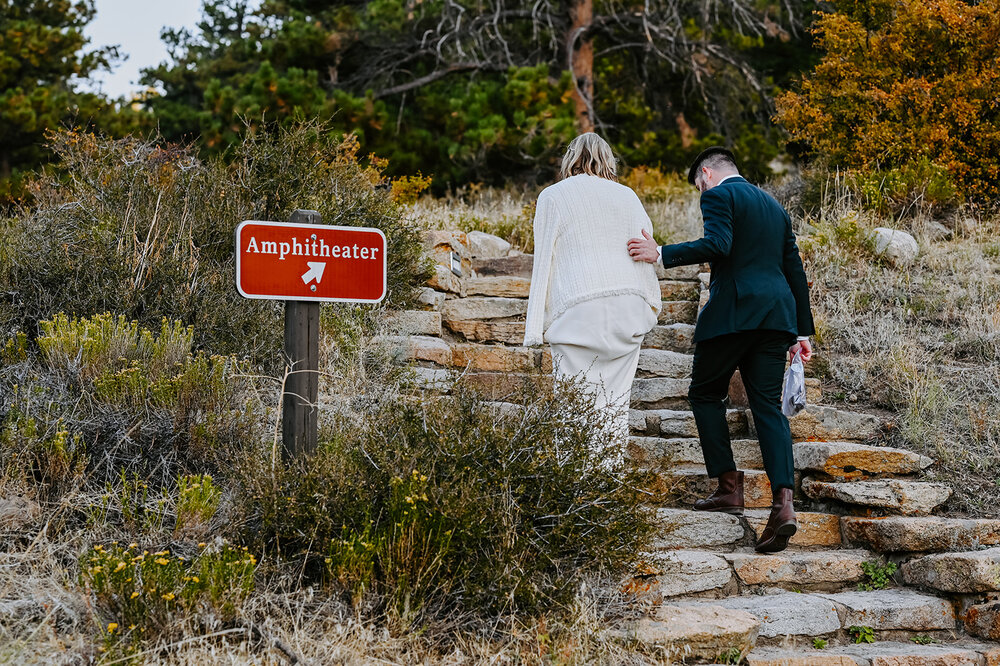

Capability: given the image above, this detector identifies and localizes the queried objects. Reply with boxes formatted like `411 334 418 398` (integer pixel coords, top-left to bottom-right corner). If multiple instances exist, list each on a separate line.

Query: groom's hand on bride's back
628 230 660 263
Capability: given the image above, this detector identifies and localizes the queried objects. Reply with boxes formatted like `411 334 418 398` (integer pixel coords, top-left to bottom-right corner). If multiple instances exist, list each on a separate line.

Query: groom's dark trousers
660 176 815 491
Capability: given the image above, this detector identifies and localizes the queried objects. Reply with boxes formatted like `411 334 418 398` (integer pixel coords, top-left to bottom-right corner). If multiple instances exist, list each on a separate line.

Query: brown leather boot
755 487 797 553
693 469 744 515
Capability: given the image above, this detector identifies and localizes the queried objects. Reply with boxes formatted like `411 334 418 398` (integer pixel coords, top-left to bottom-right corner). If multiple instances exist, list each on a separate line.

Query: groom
627 147 814 553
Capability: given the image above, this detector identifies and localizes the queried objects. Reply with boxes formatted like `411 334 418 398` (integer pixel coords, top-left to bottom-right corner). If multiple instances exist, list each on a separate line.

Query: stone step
747 641 1000 666
659 279 700 301
471 254 533 278
658 300 699 325
628 436 763 468
744 509 843 548
802 477 953 516
630 377 691 407
636 348 693 378
650 467 780 509
464 276 531 298
787 405 884 442
630 550 735 599
842 516 1000 553
641 323 695 352
670 589 960 640
965 600 1000 640
723 548 871 589
793 441 934 480
668 593 842 638
630 408 749 438
652 508 753 550
613 604 759 662
441 296 526 321
901 547 1000 593
443 319 524 344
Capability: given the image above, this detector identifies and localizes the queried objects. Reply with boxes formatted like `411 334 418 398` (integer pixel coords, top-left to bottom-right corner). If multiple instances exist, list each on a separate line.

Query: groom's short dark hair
688 146 738 185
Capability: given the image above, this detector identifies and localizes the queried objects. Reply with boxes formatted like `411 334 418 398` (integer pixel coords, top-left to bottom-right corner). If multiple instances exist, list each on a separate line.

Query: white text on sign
244 236 382 262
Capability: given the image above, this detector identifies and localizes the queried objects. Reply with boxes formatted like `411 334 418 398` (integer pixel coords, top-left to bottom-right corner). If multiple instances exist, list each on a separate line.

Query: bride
524 133 661 455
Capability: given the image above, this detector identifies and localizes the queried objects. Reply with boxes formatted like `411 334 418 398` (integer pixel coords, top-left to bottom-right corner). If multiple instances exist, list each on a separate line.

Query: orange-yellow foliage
776 0 1000 200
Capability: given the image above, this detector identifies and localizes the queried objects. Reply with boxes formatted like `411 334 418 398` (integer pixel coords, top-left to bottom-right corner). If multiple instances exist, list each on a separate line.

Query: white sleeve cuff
656 248 664 268
796 336 809 341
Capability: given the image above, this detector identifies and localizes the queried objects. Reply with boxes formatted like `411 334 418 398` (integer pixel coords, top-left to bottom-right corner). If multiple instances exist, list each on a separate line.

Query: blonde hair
559 133 618 181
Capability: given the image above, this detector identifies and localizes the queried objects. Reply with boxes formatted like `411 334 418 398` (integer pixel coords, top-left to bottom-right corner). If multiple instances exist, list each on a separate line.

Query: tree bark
567 0 595 133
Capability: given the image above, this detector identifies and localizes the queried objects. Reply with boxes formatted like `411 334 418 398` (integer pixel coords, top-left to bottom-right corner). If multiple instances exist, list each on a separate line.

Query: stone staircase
389 230 1000 664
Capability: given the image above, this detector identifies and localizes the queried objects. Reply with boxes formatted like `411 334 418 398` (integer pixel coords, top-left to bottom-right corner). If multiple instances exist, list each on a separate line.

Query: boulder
415 287 445 310
872 227 919 266
466 230 511 259
427 264 463 295
815 589 955 631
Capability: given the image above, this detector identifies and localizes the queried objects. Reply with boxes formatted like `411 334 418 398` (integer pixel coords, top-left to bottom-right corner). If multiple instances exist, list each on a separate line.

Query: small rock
871 227 919 266
965 600 1000 639
466 231 511 259
923 220 953 241
415 287 445 310
902 547 1000 593
427 264 463 295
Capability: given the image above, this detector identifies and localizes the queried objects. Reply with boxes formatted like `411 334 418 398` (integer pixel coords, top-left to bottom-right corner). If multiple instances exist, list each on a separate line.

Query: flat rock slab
655 263 702 281
450 343 540 372
965 600 1000 640
444 320 524 344
628 437 762 468
842 516 1000 553
789 406 883 441
471 254 533 278
635 550 733 598
652 508 749 550
902 547 1000 593
793 441 932 479
637 348 693 378
802 477 952 516
466 230 510 259
619 604 759 661
642 323 696 353
680 592 842 637
815 589 955 631
659 279 700 301
724 549 869 587
387 310 443 336
744 509 842 548
427 264 463 294
380 335 452 366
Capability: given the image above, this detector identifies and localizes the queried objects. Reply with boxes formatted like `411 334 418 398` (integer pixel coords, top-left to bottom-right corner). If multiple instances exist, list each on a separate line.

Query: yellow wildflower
130 592 140 599
107 623 118 633
114 562 127 573
161 592 175 601
155 557 169 566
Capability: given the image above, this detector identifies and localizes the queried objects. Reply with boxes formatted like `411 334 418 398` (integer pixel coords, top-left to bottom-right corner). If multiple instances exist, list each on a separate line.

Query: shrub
235 378 655 623
621 166 689 204
0 404 87 498
0 122 430 363
81 541 257 653
776 0 1000 203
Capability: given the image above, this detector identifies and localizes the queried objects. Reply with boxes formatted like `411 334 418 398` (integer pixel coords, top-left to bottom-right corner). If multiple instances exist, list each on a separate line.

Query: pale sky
83 0 205 99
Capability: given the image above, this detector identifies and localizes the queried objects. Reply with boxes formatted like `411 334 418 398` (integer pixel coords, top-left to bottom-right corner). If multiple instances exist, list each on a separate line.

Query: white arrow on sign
301 261 326 285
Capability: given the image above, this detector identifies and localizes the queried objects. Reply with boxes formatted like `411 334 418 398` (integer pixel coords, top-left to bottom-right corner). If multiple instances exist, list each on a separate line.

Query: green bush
0 122 430 364
235 378 655 623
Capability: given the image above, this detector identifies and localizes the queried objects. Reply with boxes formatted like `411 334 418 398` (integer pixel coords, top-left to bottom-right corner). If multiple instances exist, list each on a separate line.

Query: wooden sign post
282 209 321 458
235 209 387 460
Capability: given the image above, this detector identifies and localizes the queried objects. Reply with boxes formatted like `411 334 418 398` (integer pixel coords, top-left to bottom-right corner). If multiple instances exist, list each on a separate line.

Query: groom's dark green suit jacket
661 176 815 343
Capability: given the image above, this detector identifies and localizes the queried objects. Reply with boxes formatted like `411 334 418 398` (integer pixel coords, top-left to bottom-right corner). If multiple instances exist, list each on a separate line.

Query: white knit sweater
523 174 661 346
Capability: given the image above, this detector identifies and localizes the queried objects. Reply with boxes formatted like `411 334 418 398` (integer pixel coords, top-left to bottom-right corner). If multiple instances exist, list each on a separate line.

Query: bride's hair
560 133 618 182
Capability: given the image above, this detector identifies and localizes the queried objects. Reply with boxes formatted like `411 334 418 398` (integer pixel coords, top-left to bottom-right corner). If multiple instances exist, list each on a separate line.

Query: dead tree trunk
567 0 595 133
